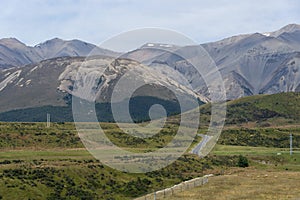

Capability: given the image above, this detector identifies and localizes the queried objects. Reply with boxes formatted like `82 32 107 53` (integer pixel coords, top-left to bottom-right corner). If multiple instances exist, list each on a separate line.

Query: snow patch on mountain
263 33 271 37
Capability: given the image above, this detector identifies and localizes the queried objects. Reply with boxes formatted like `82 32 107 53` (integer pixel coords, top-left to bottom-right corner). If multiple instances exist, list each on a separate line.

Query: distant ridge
0 37 119 68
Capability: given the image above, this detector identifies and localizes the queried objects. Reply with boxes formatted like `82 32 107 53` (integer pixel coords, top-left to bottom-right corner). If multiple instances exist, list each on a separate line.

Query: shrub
237 155 249 168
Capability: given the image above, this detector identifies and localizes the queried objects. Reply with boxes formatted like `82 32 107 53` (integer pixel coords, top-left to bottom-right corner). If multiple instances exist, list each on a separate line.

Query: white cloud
0 0 299 46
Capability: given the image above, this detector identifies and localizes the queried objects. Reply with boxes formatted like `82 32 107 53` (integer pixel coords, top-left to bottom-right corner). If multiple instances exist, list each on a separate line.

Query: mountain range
0 37 118 69
0 24 299 121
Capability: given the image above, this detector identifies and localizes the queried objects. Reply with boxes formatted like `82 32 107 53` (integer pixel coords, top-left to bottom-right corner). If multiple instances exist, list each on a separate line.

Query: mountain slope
34 38 118 58
123 24 300 100
0 56 205 122
201 24 300 99
0 38 118 68
0 38 42 68
190 92 300 128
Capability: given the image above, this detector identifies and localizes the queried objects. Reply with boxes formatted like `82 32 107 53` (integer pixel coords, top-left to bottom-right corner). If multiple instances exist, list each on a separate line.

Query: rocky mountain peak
269 23 300 37
0 37 27 49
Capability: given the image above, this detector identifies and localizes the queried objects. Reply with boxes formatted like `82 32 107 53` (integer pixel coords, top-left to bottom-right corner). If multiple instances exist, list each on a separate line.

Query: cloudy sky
1 0 300 46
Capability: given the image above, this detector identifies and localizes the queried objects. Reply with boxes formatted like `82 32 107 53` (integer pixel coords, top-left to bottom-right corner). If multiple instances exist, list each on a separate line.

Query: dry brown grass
168 168 300 200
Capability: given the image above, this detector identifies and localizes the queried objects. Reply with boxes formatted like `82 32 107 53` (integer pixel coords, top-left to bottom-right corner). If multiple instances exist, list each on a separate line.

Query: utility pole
47 113 50 128
290 133 293 156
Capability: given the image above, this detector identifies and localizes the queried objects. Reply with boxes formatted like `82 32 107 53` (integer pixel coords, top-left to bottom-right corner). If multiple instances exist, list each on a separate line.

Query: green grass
0 149 92 160
213 144 300 162
196 92 300 127
212 144 300 172
225 92 300 125
217 125 300 149
212 145 290 156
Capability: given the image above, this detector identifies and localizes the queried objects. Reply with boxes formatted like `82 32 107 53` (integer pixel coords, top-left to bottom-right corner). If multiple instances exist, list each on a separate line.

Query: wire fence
135 174 213 200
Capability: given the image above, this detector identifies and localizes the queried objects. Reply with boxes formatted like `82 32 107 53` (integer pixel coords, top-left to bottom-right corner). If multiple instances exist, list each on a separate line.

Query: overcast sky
1 0 300 46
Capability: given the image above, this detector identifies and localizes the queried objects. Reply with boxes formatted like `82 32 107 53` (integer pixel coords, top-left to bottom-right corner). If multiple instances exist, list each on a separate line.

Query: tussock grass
168 169 300 200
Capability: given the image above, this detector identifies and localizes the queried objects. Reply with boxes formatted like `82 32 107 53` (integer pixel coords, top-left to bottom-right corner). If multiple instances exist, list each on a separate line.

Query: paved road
191 134 212 155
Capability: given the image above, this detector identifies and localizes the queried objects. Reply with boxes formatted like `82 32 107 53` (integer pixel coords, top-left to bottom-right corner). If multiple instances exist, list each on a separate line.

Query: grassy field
0 122 244 199
163 144 300 200
0 137 299 199
168 168 300 200
212 145 298 156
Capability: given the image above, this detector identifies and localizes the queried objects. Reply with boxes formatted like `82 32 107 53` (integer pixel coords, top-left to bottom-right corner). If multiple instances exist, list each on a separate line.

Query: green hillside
225 92 300 125
195 92 300 127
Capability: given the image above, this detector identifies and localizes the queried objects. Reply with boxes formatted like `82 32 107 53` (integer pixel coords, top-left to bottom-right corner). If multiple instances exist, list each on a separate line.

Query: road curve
190 134 212 156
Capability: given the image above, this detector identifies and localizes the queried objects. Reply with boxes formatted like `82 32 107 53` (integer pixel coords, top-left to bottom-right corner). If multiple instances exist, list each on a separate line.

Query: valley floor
0 122 300 199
